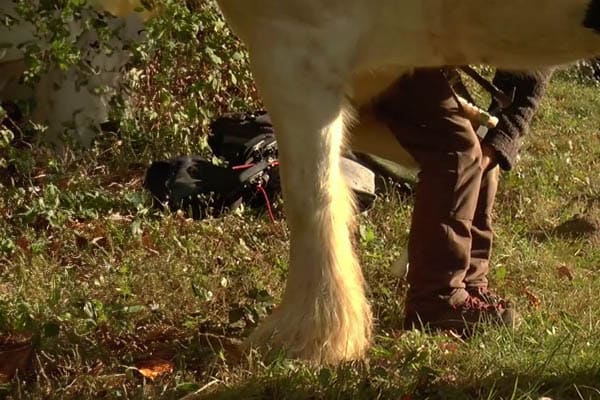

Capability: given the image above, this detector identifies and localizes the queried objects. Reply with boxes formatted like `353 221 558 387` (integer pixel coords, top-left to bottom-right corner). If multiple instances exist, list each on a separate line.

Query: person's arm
483 69 554 170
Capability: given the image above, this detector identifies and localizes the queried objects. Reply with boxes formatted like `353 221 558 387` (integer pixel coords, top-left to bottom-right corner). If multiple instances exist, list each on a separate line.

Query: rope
231 160 280 224
257 184 276 224
231 163 255 170
231 161 279 170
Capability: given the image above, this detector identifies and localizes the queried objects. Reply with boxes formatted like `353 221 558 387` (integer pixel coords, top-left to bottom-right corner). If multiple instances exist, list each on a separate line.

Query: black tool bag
145 156 238 219
209 111 376 211
208 111 276 165
144 112 280 219
209 111 280 208
144 111 375 220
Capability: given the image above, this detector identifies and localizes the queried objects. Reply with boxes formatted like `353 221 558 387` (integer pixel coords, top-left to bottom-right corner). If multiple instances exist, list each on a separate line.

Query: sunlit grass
1 74 599 399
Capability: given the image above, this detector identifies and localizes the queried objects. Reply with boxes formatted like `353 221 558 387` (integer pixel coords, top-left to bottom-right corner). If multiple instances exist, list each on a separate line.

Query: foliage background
1 0 259 163
116 0 260 158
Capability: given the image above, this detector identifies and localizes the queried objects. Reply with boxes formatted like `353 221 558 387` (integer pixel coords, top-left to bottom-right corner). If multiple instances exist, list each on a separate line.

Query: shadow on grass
199 367 600 400
529 211 599 244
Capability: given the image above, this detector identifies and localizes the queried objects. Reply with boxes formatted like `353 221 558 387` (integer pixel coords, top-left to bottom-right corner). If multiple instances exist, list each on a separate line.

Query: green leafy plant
117 0 259 159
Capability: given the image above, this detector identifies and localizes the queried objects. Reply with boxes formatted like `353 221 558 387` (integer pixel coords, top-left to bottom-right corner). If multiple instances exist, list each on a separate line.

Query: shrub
116 0 260 159
1 0 259 159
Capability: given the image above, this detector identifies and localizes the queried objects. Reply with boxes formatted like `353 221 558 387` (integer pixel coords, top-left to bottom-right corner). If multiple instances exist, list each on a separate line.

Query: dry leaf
142 231 159 255
75 234 89 249
91 236 107 246
135 358 174 381
523 288 541 309
198 333 243 362
108 213 133 222
75 222 110 249
438 341 459 354
90 222 108 240
175 209 194 224
557 265 575 281
15 236 30 252
0 333 33 383
68 219 86 230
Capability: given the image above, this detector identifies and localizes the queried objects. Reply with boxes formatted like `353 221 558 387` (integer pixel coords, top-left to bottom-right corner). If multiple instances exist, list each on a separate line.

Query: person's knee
447 145 483 198
422 127 482 175
461 140 483 172
451 115 483 173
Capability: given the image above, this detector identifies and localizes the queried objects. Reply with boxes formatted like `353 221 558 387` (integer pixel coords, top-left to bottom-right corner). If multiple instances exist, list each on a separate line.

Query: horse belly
355 0 600 70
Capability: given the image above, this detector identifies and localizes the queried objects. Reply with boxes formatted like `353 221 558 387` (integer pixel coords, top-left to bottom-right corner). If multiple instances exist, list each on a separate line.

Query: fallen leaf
135 358 174 381
176 210 186 221
75 234 89 249
438 341 459 354
91 236 108 246
15 236 30 253
0 332 33 383
523 288 541 309
89 223 109 244
57 177 72 189
108 213 133 222
198 333 243 362
68 219 86 230
75 223 110 249
142 231 159 255
557 265 575 281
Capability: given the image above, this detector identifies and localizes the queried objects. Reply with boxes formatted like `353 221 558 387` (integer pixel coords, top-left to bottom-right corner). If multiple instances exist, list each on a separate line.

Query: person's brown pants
374 69 499 310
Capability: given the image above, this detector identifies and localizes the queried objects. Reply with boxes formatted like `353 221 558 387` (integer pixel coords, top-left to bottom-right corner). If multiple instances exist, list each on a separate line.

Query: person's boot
403 292 519 335
467 287 521 326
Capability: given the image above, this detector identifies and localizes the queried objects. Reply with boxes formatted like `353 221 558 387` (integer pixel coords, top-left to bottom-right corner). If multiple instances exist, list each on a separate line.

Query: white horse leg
349 105 417 279
243 40 372 364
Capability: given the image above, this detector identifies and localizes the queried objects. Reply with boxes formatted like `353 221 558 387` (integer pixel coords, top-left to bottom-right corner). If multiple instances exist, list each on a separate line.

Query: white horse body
220 0 600 74
215 0 600 364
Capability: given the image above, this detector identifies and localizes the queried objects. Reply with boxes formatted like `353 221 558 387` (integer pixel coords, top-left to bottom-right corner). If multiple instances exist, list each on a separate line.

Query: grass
1 73 599 399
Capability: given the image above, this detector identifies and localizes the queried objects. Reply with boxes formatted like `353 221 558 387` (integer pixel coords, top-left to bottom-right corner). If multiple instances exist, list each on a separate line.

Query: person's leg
464 166 518 323
371 69 518 332
464 166 500 290
374 69 483 318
